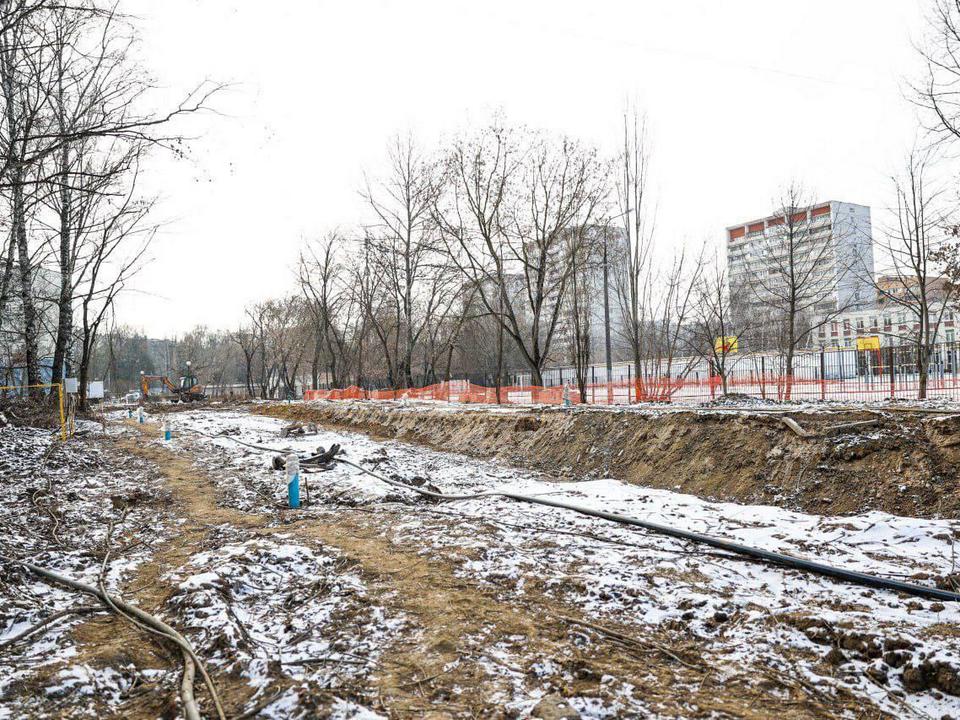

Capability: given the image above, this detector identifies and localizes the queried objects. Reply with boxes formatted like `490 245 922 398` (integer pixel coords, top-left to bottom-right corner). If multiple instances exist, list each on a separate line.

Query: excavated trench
254 401 960 519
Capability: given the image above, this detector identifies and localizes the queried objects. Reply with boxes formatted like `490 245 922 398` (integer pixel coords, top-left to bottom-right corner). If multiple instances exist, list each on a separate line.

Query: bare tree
73 170 154 408
566 226 601 402
878 147 954 399
915 0 960 145
636 248 706 399
688 256 745 396
614 109 656 401
0 2 47 389
362 135 456 388
231 324 258 398
741 183 858 398
434 123 514 399
298 232 363 389
437 124 608 387
0 1 220 398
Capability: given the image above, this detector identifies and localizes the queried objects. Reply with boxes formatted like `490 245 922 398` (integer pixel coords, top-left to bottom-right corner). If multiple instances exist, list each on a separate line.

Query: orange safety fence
300 371 960 405
302 377 688 406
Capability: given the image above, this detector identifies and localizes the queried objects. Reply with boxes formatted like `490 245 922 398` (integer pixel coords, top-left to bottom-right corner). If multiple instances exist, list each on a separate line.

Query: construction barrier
303 354 960 406
304 377 706 406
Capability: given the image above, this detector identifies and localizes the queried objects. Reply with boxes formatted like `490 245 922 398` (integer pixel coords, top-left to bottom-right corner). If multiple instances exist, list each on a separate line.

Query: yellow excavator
140 362 206 403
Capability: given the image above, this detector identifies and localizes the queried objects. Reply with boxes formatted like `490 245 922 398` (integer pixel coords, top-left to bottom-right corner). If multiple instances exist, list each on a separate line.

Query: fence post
760 356 767 400
888 345 895 400
820 349 826 401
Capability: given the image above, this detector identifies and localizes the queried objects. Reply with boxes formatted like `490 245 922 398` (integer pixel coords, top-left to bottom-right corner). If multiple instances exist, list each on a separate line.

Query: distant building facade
726 201 876 317
813 275 957 348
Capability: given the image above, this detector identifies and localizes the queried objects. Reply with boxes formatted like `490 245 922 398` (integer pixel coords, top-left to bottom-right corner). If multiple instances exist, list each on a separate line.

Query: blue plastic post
287 454 300 508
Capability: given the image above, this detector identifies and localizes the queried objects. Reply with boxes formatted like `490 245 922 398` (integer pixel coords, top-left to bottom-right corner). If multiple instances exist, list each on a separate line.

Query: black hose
192 427 960 602
336 458 960 603
496 492 960 602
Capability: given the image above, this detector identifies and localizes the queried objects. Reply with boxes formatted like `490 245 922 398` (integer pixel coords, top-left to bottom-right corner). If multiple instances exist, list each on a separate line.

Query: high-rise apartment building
726 200 875 316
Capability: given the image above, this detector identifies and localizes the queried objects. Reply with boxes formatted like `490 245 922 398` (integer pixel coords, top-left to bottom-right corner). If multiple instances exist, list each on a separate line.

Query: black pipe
495 492 960 603
197 430 960 602
336 458 960 603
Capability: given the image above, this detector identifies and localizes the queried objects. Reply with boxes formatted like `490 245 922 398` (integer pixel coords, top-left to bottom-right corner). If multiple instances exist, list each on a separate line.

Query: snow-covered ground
292 394 960 418
146 408 960 719
0 418 402 720
0 421 177 719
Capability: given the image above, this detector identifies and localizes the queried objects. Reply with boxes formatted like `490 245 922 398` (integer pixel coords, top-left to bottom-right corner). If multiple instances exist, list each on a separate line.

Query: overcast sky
119 0 930 337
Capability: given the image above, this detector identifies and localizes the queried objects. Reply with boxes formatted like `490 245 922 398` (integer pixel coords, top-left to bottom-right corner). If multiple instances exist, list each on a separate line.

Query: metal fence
526 343 960 404
304 343 960 406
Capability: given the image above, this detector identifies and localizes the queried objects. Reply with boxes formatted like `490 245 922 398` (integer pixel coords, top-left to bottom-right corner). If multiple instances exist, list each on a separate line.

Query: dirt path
66 420 878 719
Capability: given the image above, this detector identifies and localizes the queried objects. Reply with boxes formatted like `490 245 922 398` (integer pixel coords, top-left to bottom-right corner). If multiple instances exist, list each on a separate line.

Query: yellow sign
714 336 739 354
856 335 881 351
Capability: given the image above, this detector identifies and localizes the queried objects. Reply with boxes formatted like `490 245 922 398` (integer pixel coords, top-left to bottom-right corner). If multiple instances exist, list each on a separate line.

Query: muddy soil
6 413 919 719
108 424 863 719
256 402 960 519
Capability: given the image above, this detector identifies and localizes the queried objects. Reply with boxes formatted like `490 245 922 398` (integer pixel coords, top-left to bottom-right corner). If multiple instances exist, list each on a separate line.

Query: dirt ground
254 401 960 519
66 425 870 718
3 405 959 719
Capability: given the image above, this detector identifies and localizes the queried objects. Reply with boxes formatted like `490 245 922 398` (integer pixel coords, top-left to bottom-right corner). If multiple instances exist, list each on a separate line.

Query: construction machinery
140 362 206 403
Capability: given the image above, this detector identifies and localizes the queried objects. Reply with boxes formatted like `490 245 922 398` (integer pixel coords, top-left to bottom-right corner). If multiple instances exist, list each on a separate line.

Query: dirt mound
0 396 63 428
255 402 960 519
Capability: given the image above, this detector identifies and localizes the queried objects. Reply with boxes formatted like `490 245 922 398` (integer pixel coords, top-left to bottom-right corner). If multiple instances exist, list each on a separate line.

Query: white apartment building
726 201 876 316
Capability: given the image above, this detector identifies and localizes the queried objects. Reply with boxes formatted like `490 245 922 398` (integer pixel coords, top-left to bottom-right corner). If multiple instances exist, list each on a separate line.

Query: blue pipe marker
287 454 300 508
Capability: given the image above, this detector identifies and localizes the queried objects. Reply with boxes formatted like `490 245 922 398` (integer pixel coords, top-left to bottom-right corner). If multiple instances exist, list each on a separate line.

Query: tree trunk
13 176 40 392
529 363 544 387
52 147 73 385
784 301 796 401
602 236 613 405
632 324 642 403
0 231 14 321
918 343 928 400
1 24 40 395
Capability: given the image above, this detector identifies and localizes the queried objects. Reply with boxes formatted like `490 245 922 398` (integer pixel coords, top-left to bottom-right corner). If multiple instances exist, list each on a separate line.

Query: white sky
119 0 930 337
